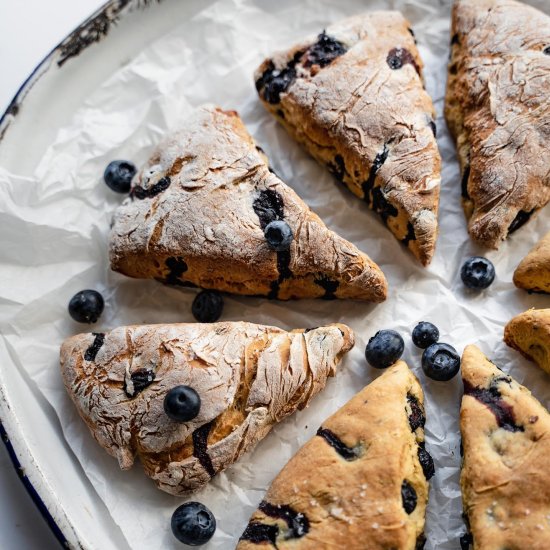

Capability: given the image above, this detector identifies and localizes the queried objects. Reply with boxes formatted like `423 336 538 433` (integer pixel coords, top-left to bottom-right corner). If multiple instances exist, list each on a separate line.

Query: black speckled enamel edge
0 0 161 143
0 420 68 548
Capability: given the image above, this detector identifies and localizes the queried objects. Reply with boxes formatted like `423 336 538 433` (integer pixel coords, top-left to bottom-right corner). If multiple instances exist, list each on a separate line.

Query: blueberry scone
504 308 550 375
445 0 550 249
237 361 432 549
254 13 441 266
109 105 387 302
60 322 353 496
461 345 550 549
514 231 550 294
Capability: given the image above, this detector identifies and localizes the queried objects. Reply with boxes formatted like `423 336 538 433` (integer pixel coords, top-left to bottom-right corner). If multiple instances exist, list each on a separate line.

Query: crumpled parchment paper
1 0 549 548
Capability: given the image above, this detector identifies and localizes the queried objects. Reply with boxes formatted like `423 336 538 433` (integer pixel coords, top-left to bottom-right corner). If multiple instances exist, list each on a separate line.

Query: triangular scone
109 105 387 302
60 322 353 496
461 345 550 549
504 309 550 375
513 231 550 293
254 13 441 266
238 361 432 550
445 0 550 248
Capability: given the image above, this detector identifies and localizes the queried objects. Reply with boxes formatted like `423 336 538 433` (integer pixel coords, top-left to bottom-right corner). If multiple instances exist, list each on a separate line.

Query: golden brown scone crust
513 231 550 293
504 308 550 375
60 322 354 496
254 13 441 266
237 361 431 550
461 345 550 549
109 105 387 302
445 0 550 249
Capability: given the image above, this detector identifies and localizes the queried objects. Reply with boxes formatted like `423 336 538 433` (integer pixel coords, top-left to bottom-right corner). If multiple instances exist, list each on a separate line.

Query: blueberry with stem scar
461 257 495 290
171 502 216 546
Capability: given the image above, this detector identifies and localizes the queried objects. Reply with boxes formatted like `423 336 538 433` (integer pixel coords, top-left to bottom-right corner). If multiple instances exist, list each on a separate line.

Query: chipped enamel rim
0 1 160 547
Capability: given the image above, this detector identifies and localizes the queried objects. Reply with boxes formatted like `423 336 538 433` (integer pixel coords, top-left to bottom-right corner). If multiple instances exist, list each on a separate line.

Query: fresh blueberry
422 343 460 381
412 322 439 349
68 290 104 324
164 386 201 422
171 502 216 546
192 291 224 323
365 330 404 369
264 220 293 252
103 160 136 193
544 46 550 55
460 257 495 289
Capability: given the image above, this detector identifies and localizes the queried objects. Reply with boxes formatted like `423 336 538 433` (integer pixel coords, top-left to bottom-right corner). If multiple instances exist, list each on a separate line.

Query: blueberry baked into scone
460 345 550 549
513 231 550 294
445 0 550 249
109 105 387 302
60 322 354 496
237 361 432 549
254 13 441 266
504 308 550 375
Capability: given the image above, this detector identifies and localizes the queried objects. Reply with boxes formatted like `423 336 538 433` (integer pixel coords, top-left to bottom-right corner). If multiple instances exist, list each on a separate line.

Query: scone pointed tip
331 323 355 353
461 344 498 385
298 323 355 356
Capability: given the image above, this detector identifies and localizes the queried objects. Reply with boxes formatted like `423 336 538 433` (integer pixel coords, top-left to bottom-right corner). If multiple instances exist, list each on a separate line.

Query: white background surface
0 3 104 548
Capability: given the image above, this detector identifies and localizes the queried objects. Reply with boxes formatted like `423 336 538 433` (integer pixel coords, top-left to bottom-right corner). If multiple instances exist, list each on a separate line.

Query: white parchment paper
1 0 550 548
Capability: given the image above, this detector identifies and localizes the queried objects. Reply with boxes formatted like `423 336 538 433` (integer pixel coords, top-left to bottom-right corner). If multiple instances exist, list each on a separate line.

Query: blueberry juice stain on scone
191 421 216 478
83 332 104 361
463 378 523 433
316 427 363 460
254 13 441 265
255 32 348 105
241 502 309 545
252 188 292 299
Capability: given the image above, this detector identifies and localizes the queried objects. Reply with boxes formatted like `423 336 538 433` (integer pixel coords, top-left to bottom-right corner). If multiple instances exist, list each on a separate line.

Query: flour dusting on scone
445 0 550 248
109 105 387 302
237 361 431 549
60 322 354 496
505 309 550 375
514 231 550 294
254 13 441 266
460 345 550 549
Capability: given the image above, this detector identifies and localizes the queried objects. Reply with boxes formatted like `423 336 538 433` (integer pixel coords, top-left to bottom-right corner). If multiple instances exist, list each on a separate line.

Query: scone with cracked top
237 360 432 550
504 308 550 375
60 322 354 496
445 0 550 249
109 105 387 302
513 231 550 294
254 13 441 266
461 345 550 549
